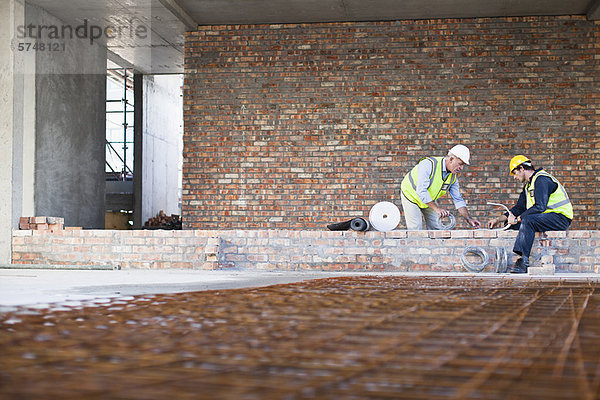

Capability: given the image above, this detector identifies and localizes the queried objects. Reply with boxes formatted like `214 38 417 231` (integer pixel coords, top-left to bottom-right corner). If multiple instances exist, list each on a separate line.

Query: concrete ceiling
28 0 600 74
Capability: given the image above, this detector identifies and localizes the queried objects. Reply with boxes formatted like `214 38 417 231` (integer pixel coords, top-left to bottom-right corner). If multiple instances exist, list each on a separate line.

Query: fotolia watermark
16 18 148 45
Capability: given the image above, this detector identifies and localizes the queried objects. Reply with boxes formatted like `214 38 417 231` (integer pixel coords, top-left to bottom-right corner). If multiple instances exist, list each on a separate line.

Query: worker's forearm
497 214 508 223
426 201 441 213
457 206 470 220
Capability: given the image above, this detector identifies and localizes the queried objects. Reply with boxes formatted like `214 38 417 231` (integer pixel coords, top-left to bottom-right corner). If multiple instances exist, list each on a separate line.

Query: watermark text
16 19 148 45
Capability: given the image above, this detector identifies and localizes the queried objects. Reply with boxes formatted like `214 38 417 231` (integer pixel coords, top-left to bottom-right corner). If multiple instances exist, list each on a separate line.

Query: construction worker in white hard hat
400 145 481 230
487 155 573 273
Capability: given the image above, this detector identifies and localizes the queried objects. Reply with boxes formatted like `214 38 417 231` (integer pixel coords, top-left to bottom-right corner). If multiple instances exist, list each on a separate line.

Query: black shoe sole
510 268 527 274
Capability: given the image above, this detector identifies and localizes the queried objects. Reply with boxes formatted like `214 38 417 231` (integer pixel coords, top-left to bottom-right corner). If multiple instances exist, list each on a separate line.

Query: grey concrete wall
27 4 107 229
141 74 183 225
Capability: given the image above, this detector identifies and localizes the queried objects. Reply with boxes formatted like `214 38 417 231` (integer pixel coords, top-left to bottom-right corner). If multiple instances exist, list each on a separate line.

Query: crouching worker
400 145 481 230
487 155 573 273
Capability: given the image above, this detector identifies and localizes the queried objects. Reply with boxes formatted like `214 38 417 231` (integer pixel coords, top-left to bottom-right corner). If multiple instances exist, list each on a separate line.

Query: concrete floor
1 267 598 312
0 269 349 311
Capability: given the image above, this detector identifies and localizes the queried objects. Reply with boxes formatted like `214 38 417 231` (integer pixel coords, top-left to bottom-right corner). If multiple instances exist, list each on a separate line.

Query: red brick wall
183 16 600 230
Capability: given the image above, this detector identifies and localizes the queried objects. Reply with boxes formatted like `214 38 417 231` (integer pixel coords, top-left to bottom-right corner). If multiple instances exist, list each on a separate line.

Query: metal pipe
487 201 512 230
106 141 132 174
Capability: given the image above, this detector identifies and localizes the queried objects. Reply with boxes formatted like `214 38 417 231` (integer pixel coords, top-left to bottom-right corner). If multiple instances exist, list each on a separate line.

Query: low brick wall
11 229 600 273
12 230 220 270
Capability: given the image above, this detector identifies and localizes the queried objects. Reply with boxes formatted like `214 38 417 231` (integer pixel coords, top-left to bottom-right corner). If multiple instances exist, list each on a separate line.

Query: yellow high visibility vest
525 170 573 219
400 157 456 209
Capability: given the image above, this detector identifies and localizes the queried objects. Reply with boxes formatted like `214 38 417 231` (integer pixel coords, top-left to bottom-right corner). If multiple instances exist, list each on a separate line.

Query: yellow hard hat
509 155 531 175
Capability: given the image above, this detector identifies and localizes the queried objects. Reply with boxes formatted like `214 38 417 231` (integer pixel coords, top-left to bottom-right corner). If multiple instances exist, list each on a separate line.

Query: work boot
510 257 529 274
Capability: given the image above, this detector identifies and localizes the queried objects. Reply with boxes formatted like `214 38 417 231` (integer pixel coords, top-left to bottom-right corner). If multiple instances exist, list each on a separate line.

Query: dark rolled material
350 218 370 232
327 218 370 232
327 219 353 231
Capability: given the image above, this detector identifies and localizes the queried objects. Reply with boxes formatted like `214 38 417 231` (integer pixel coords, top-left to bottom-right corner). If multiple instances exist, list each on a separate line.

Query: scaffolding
106 67 134 182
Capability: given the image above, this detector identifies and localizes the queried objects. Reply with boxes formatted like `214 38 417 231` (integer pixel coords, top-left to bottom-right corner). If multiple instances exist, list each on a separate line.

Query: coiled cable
438 213 456 230
495 247 509 273
461 246 489 272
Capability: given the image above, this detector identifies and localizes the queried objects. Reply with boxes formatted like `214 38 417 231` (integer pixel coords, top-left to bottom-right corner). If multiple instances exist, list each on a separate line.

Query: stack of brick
19 217 65 232
144 211 182 230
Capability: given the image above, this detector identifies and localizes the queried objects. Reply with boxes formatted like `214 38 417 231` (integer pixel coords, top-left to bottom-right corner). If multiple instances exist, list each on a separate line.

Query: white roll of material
369 201 401 232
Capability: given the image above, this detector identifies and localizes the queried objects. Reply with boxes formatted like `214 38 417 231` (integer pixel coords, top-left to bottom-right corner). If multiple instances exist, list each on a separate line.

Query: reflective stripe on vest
400 156 456 208
525 170 573 219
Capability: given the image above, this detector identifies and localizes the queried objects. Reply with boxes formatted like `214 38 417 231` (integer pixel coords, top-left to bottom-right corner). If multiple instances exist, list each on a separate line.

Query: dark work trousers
513 212 571 257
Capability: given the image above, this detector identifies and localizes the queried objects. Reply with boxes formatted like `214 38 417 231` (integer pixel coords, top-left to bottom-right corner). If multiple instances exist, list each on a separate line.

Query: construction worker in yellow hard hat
400 145 481 230
488 155 573 273
508 155 531 174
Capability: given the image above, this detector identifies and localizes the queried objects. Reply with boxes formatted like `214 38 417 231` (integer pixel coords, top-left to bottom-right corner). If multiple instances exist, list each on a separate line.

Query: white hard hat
449 145 470 165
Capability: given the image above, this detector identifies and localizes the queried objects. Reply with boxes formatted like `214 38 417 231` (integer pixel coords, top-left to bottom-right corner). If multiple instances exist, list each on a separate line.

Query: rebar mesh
1 276 600 399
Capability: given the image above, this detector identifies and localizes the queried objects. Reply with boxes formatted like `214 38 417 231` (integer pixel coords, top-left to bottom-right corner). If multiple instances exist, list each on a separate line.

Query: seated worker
400 145 481 230
487 155 573 273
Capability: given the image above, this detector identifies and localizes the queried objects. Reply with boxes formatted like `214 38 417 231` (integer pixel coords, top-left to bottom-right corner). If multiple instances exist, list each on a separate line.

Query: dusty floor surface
0 269 355 310
1 276 599 399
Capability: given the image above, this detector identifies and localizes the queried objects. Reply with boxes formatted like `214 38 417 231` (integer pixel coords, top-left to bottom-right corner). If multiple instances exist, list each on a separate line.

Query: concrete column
28 3 107 229
12 3 36 228
0 0 23 263
133 73 144 229
21 38 36 218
